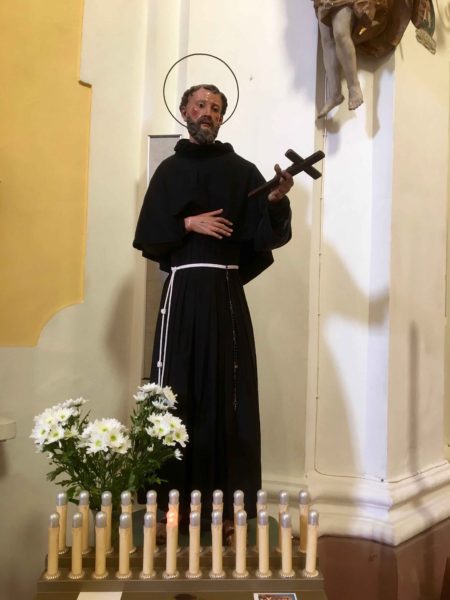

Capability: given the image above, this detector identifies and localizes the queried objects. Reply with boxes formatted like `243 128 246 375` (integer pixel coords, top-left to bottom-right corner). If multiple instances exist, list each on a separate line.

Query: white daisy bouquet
30 384 188 512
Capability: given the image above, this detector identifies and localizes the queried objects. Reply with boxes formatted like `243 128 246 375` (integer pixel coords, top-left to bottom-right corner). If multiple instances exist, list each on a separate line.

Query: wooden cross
248 148 325 198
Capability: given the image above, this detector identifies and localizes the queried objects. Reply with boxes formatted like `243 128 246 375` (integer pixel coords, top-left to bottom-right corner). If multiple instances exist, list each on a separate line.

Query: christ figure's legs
317 6 364 118
331 7 363 111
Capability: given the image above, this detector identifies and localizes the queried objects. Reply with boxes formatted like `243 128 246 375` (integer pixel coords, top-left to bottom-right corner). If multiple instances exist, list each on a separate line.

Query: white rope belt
157 263 239 386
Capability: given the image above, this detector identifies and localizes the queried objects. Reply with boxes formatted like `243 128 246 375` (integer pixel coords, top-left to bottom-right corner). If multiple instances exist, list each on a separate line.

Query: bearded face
186 115 221 145
181 87 224 145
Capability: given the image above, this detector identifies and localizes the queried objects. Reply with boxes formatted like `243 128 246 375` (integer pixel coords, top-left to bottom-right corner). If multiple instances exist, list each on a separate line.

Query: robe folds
133 139 292 525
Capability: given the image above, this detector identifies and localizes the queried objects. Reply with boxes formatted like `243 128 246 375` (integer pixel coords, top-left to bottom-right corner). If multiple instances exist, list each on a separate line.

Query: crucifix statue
312 0 434 119
314 3 366 119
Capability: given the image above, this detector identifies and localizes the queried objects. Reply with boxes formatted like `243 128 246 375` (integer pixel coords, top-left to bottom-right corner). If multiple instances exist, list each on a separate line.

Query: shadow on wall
256 164 389 480
255 184 311 476
0 443 9 479
104 273 135 421
283 0 319 102
317 236 389 477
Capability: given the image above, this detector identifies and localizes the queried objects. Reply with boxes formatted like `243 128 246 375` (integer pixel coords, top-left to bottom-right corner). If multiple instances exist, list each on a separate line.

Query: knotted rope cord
157 263 239 386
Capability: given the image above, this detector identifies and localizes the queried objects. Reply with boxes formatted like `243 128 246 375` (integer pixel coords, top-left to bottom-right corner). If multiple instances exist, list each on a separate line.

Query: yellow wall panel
0 0 91 345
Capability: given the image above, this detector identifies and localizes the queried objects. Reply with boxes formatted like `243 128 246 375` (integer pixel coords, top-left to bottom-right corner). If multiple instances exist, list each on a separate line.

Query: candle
163 507 179 578
169 489 179 514
121 491 136 554
55 492 68 554
256 510 271 578
255 489 267 550
101 491 113 554
78 491 91 555
116 513 132 579
233 490 244 514
168 489 180 554
190 490 201 513
209 510 225 578
277 490 289 552
233 490 244 551
212 489 223 512
303 510 319 578
44 513 60 580
92 511 108 579
145 491 159 555
146 490 157 516
279 512 295 578
140 512 156 579
68 512 84 579
186 511 202 579
233 510 248 578
257 489 267 510
298 490 310 554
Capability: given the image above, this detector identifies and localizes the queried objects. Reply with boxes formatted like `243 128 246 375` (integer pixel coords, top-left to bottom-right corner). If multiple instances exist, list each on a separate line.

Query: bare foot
348 85 364 111
317 94 345 118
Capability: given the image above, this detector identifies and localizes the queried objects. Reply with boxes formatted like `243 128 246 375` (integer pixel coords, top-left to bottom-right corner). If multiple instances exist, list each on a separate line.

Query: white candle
68 512 84 579
191 489 201 513
101 491 113 554
186 511 202 578
256 489 267 511
277 490 289 552
56 492 68 554
233 510 248 578
168 489 180 554
255 490 267 550
233 490 244 515
145 491 159 555
78 491 90 555
298 490 310 554
93 511 108 579
121 491 136 554
45 513 60 580
233 490 244 551
209 510 225 578
303 510 319 578
140 512 156 579
212 489 223 512
163 508 179 578
146 490 157 516
116 513 132 579
169 489 179 515
256 510 271 578
279 512 295 578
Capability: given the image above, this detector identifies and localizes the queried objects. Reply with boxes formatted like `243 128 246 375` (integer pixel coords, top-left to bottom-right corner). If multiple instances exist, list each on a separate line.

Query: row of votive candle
45 488 319 580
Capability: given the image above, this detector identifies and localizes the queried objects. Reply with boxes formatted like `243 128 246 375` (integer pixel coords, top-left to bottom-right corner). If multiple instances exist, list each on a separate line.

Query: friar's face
180 87 223 145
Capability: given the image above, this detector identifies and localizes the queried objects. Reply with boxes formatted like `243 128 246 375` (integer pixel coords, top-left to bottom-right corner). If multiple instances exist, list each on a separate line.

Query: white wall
136 0 318 493
0 2 149 597
0 3 317 597
307 15 450 544
176 0 318 492
1 2 450 598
